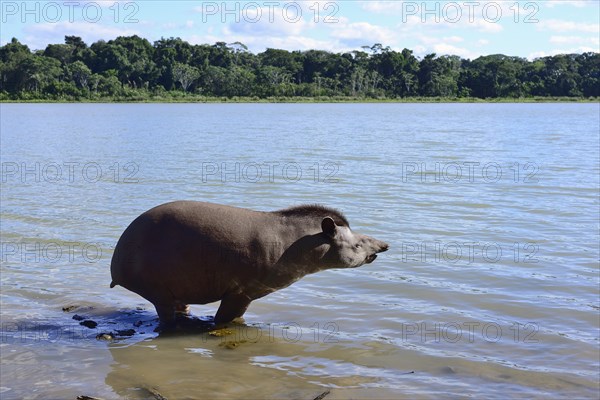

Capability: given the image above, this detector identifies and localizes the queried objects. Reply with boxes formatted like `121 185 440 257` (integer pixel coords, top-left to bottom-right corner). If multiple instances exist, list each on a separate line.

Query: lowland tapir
110 201 389 326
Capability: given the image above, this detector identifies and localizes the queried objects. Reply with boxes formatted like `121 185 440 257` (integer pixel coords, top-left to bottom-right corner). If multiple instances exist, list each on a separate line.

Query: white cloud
161 22 178 30
188 5 400 53
360 1 405 13
184 34 221 45
14 2 508 55
161 20 195 30
193 1 324 27
329 21 397 48
391 9 503 33
193 4 310 38
361 0 523 18
477 39 490 46
538 19 599 33
529 46 598 59
419 35 464 45
411 34 475 58
184 33 333 53
330 21 392 40
361 0 521 27
528 50 548 59
546 1 592 8
188 16 398 54
225 9 307 37
431 43 476 59
470 19 503 33
440 35 463 43
549 35 600 47
23 21 140 50
413 45 427 55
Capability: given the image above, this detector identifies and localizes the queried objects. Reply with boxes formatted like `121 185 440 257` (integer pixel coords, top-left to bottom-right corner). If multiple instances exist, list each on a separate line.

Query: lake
1 103 599 399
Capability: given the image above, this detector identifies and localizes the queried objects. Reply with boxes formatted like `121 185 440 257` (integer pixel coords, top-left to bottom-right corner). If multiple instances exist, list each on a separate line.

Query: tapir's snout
364 240 389 264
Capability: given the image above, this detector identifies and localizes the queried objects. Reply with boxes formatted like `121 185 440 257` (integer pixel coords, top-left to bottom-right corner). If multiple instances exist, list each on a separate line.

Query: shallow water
1 103 599 399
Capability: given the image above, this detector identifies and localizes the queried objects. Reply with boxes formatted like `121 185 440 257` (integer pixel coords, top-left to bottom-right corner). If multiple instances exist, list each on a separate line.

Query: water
1 103 598 399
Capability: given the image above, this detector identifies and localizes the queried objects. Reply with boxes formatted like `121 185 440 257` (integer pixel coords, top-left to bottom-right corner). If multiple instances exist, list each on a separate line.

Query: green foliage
46 80 83 99
67 60 92 89
172 62 199 92
0 36 598 101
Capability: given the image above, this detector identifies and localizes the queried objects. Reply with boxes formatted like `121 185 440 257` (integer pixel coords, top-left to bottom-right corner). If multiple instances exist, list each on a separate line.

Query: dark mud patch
61 305 226 341
2 304 249 345
60 304 160 342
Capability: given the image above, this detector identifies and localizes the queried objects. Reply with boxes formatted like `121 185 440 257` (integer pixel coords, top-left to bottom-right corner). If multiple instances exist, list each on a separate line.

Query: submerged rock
80 320 98 329
96 333 114 341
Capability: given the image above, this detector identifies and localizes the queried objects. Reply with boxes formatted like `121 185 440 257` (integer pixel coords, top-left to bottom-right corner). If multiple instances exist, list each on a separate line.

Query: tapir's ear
321 217 337 236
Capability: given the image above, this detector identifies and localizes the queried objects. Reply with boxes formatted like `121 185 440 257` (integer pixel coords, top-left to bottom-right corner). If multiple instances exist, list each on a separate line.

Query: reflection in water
105 322 355 400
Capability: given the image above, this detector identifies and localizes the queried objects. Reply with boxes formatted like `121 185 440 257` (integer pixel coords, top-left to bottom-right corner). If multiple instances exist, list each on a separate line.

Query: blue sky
1 0 598 59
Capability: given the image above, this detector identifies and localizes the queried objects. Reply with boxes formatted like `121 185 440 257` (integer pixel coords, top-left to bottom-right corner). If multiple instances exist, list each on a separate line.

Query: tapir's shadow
153 314 221 337
59 304 223 340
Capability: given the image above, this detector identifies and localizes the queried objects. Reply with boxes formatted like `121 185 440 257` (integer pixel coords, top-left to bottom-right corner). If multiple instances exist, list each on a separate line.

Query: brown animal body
110 201 389 325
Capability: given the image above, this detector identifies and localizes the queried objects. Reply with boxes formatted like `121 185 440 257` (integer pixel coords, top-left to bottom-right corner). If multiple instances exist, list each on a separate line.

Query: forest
0 35 598 101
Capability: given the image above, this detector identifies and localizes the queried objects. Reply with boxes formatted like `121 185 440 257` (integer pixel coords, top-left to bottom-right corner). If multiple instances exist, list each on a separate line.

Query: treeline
1 35 598 101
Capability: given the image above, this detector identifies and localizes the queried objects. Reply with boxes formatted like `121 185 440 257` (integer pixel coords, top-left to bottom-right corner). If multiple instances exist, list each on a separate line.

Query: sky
1 0 599 59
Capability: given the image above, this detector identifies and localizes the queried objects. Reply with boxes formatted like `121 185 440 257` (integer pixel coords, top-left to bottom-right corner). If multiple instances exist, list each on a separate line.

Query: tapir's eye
355 243 362 249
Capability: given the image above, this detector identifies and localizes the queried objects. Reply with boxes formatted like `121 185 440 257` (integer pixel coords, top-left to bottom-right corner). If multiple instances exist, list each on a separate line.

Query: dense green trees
0 36 597 100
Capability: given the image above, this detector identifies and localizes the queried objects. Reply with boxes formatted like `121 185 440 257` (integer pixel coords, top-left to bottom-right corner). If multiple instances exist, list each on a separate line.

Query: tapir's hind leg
154 303 176 328
214 293 252 324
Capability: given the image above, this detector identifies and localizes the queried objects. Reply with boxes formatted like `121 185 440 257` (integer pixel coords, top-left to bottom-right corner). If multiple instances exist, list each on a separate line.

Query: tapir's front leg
214 293 252 324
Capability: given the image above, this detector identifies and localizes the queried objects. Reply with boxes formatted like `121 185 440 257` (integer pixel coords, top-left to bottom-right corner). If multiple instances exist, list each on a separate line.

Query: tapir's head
320 217 389 269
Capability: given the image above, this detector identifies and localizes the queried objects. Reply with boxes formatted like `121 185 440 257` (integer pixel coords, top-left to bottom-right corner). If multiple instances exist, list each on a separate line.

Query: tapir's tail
110 281 117 288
